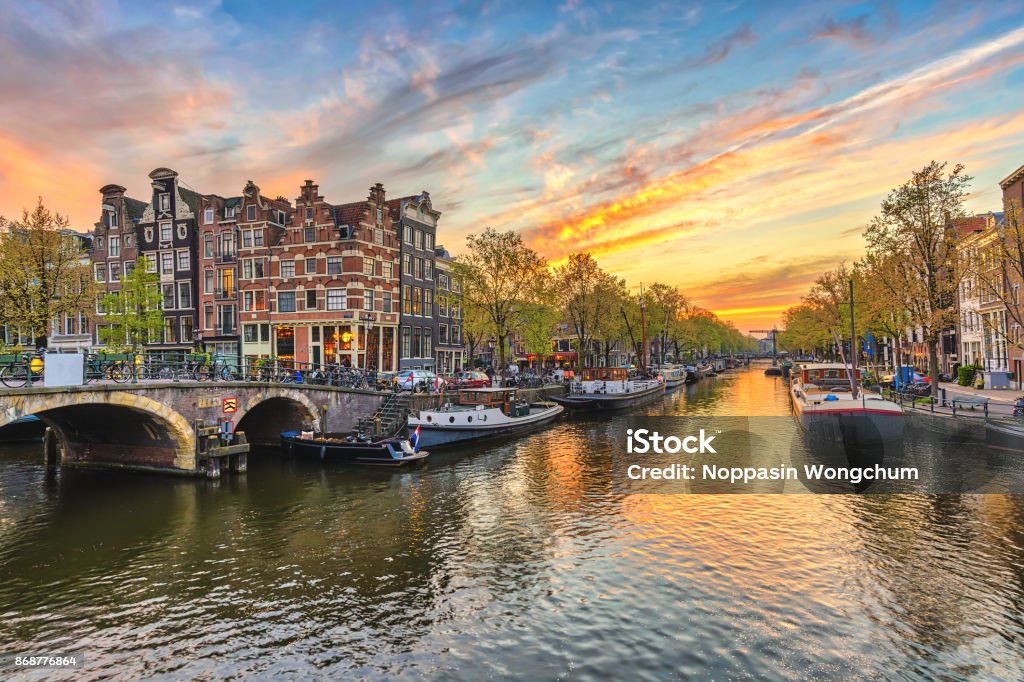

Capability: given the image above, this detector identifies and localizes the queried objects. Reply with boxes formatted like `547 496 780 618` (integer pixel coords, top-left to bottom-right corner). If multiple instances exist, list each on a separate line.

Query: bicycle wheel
158 366 175 381
0 363 28 388
110 361 133 383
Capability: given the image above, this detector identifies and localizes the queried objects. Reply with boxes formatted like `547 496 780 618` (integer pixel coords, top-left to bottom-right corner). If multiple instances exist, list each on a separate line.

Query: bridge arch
0 391 196 471
234 389 321 446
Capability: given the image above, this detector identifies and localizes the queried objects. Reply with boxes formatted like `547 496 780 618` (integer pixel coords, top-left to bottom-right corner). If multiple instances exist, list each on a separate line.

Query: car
451 371 491 389
393 369 444 392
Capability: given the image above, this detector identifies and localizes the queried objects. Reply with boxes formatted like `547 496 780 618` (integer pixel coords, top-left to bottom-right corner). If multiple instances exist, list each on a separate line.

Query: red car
452 371 491 389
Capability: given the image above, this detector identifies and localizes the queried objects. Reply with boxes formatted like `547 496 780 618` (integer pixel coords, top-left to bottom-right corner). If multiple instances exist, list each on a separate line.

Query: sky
2 1 1024 333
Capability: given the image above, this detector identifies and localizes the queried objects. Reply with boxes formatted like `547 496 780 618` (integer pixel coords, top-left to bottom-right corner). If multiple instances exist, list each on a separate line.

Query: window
162 283 175 309
125 234 133 247
306 290 317 310
124 260 136 277
96 236 104 248
160 222 172 241
404 226 413 244
327 288 346 311
254 258 264 279
218 305 235 334
247 205 256 221
281 260 295 278
243 290 267 311
278 291 296 313
243 324 258 343
304 226 315 243
145 257 157 273
425 233 433 251
327 256 341 275
181 316 193 342
305 258 316 275
205 269 214 293
424 289 433 316
363 258 374 276
412 287 421 315
177 250 190 271
415 230 424 250
218 268 234 297
278 210 287 225
374 229 383 245
159 193 170 211
260 324 270 342
403 285 411 314
305 206 313 220
225 206 235 219
108 210 118 229
205 304 214 331
241 230 253 248
253 229 264 247
383 291 392 313
376 208 383 225
402 326 411 358
178 282 191 309
451 325 460 344
164 316 177 343
110 262 121 282
220 233 235 257
439 295 449 317
416 257 424 279
242 259 252 279
204 233 213 258
404 254 413 276
424 328 432 358
204 207 214 224
424 260 432 280
382 262 393 279
364 291 374 311
161 252 173 275
439 324 448 344
95 263 106 282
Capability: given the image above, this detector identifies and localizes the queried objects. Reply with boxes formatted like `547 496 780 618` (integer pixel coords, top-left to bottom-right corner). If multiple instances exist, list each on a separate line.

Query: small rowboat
280 430 428 467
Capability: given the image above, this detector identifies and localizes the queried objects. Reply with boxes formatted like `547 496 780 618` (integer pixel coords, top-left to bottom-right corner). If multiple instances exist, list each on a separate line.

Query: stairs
357 392 411 437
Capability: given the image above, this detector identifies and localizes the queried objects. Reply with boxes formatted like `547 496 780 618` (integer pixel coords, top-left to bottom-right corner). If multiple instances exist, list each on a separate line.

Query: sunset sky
3 1 1024 332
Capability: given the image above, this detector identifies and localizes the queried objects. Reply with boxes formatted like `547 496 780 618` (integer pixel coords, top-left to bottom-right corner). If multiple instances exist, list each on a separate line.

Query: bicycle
0 349 46 388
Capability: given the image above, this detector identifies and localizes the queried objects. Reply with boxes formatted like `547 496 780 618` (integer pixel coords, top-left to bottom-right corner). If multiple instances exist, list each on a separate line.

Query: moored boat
986 419 1024 453
790 363 904 446
684 365 700 383
551 367 665 410
658 366 686 389
280 430 428 466
408 387 563 448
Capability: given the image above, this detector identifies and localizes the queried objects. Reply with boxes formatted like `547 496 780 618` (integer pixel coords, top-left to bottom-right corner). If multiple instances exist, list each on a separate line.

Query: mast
849 277 859 400
640 283 648 376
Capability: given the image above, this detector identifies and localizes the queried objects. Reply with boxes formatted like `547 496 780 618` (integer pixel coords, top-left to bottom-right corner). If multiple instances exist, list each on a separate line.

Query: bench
951 395 989 411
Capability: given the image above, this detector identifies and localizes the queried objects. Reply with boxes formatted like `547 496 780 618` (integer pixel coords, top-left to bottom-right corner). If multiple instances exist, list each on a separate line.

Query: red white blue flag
411 424 421 452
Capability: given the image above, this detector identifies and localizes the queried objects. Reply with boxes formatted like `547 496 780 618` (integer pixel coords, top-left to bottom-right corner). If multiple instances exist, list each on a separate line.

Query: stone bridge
0 382 389 475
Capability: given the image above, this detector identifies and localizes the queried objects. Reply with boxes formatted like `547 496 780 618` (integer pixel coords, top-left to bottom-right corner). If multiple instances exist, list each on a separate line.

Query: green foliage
98 256 163 351
957 364 981 386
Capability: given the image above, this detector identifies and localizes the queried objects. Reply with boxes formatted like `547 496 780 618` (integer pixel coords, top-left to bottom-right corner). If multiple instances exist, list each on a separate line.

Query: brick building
90 184 147 348
135 168 203 353
242 181 401 370
389 192 440 370
201 180 292 361
433 246 464 373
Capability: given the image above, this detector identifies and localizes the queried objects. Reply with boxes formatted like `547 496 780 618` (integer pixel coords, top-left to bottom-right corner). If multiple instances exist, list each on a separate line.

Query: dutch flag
411 424 421 452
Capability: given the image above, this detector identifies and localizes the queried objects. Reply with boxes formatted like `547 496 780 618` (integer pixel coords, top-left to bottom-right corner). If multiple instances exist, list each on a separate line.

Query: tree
0 198 95 347
645 282 688 365
518 301 560 373
864 161 971 396
98 256 163 351
451 228 548 373
553 252 604 366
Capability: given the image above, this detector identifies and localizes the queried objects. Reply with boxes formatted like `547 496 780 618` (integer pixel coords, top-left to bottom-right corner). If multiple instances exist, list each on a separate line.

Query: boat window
426 416 432 423
449 416 455 423
467 416 473 423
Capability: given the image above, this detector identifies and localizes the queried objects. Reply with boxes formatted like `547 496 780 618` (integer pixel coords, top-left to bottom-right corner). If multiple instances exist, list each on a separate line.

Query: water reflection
0 367 1023 678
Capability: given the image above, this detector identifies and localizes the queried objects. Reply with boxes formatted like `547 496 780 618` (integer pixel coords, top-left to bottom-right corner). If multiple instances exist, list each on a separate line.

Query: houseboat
658 366 686 389
407 387 563 448
790 363 904 446
551 367 665 410
280 431 428 467
684 365 700 383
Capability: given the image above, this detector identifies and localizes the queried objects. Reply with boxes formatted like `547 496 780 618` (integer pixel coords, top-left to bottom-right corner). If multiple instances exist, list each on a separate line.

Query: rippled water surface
3 367 1024 680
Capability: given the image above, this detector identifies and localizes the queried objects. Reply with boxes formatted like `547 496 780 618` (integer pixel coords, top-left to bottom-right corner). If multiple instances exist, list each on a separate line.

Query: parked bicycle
0 348 46 388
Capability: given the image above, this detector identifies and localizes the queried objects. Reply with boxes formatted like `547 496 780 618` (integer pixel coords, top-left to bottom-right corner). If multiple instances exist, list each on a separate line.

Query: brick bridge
0 382 392 475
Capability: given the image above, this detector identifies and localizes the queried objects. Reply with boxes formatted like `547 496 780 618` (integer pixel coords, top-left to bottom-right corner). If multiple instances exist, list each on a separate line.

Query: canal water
2 367 1024 679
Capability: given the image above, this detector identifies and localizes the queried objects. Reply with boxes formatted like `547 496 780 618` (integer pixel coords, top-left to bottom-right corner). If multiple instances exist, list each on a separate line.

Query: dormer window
305 206 314 221
108 211 118 229
247 205 256 221
225 206 235 219
159 193 170 211
204 207 214 224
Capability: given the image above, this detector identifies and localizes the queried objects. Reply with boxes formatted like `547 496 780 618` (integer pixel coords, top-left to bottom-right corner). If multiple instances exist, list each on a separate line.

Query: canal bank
2 367 1024 679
